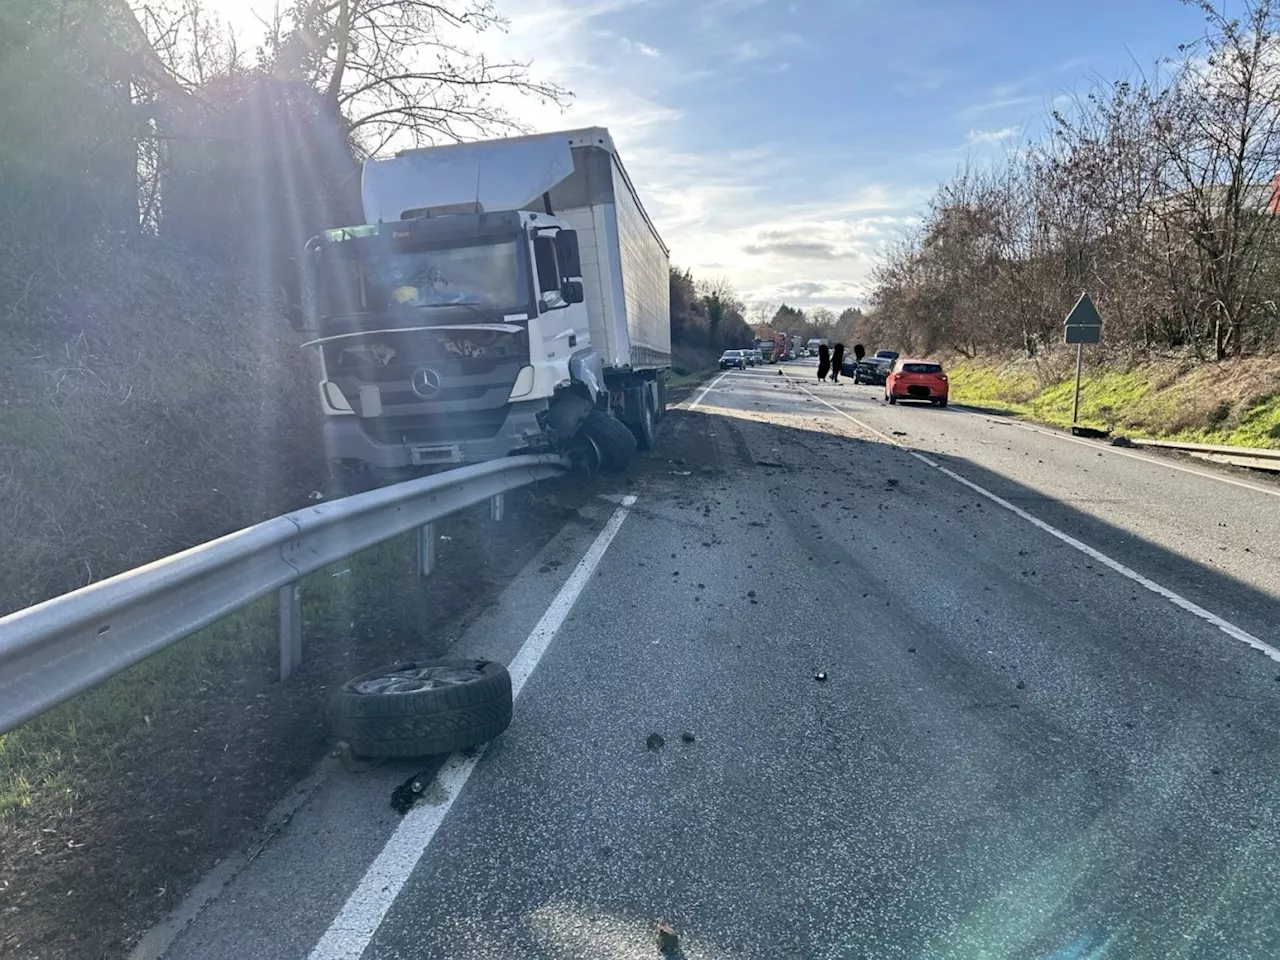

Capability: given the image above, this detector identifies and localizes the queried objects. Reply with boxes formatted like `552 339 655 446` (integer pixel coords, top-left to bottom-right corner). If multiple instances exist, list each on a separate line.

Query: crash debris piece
655 920 680 953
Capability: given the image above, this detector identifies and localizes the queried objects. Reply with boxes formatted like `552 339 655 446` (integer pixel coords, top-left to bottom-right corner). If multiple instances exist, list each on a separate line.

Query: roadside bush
0 235 322 614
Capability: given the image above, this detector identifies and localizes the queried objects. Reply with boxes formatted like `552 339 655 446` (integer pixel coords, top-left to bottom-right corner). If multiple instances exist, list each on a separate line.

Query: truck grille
321 328 528 439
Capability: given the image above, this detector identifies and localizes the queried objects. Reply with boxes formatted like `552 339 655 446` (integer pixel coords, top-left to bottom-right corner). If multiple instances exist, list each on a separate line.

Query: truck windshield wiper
418 300 491 319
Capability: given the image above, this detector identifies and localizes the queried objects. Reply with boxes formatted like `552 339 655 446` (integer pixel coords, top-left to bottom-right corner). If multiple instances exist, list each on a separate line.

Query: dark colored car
851 357 892 385
719 349 748 370
874 349 900 362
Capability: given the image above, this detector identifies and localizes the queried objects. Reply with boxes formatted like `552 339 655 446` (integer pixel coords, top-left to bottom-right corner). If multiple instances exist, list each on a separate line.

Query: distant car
886 359 948 406
852 357 892 385
750 349 764 366
874 349 900 362
719 349 748 370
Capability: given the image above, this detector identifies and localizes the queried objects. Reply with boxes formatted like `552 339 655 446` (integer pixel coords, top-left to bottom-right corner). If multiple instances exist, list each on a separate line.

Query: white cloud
966 125 1019 144
958 94 1042 119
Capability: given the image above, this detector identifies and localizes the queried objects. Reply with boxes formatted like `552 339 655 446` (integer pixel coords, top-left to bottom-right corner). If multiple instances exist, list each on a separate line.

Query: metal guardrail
0 455 567 735
1128 438 1280 460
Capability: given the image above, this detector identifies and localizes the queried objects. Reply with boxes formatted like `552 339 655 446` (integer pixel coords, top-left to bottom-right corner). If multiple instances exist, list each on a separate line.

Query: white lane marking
507 495 636 695
688 371 732 411
961 410 1280 501
307 495 638 960
784 375 1280 664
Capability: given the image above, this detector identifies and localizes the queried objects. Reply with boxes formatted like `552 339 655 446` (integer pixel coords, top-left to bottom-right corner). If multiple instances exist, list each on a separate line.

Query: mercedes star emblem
410 367 442 399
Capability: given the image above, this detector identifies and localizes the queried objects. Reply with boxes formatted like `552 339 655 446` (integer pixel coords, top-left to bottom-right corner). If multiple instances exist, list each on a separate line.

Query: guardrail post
278 582 302 680
490 492 505 522
417 522 436 577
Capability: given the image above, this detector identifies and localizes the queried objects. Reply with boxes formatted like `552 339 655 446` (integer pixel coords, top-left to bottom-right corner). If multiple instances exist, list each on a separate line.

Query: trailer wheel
330 658 512 758
655 373 668 421
582 408 636 472
630 387 657 450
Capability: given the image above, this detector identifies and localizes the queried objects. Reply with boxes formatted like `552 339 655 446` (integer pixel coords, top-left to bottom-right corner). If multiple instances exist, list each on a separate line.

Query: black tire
330 658 512 758
937 398 948 408
655 373 668 421
630 388 657 450
581 408 636 472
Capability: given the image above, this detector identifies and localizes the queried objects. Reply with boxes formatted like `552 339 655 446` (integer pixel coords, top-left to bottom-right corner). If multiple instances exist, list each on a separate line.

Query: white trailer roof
361 127 619 225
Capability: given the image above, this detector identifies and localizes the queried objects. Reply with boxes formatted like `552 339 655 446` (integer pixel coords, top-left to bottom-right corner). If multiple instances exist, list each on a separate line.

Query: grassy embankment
946 353 1280 449
668 344 723 390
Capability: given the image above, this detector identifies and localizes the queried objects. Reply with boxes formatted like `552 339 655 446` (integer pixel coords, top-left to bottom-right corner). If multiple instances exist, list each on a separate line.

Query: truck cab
306 207 596 486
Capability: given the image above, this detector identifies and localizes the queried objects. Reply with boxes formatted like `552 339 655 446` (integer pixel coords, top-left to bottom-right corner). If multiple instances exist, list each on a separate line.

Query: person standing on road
817 344 830 382
831 343 844 383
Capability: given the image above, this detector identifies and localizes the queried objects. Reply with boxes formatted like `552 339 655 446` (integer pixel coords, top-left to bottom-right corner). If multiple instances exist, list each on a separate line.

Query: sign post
1063 292 1103 427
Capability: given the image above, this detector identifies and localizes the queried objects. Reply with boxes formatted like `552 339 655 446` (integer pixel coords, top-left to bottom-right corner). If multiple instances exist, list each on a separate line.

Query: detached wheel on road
330 658 513 758
581 408 636 471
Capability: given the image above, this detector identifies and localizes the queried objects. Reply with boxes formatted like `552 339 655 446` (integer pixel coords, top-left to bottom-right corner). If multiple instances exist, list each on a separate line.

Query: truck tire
582 408 636 472
330 658 512 758
629 386 657 450
655 373 668 420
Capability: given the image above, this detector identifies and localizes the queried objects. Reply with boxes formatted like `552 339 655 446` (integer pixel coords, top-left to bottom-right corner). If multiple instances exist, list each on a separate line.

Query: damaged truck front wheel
580 408 636 472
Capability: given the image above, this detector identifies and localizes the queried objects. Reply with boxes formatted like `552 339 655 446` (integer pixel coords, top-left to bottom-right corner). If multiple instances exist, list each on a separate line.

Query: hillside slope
946 352 1280 449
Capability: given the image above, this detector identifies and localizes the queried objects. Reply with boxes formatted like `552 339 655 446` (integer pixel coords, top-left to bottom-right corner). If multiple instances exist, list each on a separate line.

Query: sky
205 0 1215 312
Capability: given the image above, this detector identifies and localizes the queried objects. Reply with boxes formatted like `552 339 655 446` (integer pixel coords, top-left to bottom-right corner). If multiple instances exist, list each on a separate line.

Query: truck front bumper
322 399 551 474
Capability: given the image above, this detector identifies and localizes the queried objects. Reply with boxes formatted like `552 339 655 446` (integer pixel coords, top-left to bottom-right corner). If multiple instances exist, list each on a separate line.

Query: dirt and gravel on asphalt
0 388 723 960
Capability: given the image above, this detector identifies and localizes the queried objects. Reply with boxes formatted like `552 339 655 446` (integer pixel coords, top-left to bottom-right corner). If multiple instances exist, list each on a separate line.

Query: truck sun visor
362 134 576 224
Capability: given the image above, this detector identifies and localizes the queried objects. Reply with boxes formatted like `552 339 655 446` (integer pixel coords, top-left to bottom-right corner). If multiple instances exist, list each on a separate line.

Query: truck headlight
508 365 536 400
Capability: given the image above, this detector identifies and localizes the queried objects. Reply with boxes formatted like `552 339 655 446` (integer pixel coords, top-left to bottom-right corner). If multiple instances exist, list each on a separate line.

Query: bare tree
868 0 1280 361
269 0 571 150
1149 0 1280 357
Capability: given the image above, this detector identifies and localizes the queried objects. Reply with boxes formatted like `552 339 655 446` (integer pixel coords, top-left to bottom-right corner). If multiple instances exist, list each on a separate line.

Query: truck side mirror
563 279 584 304
555 230 581 279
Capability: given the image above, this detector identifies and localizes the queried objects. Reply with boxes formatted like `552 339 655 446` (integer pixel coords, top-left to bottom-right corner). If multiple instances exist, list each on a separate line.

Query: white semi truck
302 127 670 489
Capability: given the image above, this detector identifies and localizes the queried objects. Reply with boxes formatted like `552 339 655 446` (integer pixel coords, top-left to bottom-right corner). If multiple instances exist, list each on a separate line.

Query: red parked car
886 359 949 407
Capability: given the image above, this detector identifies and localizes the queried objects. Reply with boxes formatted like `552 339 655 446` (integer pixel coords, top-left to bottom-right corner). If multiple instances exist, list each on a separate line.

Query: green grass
1172 392 1280 447
946 356 1280 449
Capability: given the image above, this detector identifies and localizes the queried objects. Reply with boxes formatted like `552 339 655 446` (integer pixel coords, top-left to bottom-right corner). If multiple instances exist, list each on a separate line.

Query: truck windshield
320 238 523 320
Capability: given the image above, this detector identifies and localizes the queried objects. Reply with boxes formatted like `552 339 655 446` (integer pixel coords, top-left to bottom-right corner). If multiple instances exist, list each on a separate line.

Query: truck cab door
531 231 588 360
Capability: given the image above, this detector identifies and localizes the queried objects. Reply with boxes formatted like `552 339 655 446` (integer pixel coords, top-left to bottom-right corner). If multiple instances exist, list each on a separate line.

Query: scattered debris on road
1071 425 1111 439
656 920 680 953
390 768 434 815
646 733 665 751
681 732 696 744
814 671 828 682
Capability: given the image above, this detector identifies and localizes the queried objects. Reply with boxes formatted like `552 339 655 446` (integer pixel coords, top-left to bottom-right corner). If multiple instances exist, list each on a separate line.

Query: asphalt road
157 361 1280 960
